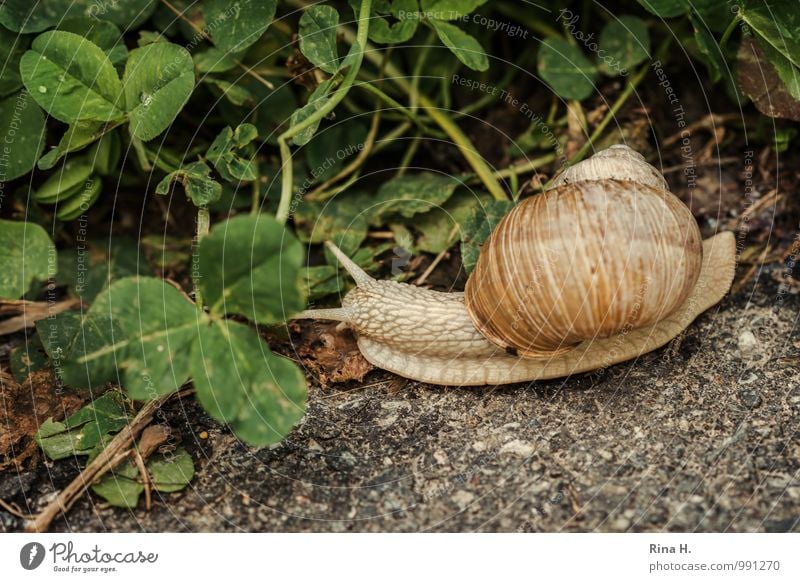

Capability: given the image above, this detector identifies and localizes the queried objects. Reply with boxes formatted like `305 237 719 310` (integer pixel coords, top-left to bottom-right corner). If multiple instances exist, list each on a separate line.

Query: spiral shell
464 179 703 358
551 144 668 190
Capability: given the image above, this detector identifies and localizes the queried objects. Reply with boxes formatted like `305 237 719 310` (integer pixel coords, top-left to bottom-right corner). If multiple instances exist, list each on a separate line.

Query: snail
295 145 736 386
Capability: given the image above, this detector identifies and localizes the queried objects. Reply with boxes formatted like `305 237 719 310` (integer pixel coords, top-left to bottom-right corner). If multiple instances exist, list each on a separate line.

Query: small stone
500 439 535 457
451 490 475 509
739 388 762 408
610 517 630 531
738 330 758 354
433 449 449 465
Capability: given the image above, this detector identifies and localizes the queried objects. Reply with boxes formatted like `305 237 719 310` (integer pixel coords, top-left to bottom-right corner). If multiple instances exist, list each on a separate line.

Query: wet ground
2 264 798 533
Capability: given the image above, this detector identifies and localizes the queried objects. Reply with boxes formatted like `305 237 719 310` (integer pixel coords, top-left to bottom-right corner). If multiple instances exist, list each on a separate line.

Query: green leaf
35 391 132 460
299 5 341 74
205 0 278 54
304 119 369 182
421 0 488 20
414 191 491 254
204 78 254 107
460 200 514 274
290 79 335 146
369 0 419 44
191 320 307 446
37 121 107 171
92 447 195 507
0 219 55 299
57 17 128 66
598 16 650 75
740 0 800 70
0 27 28 97
537 38 597 100
635 0 688 18
198 214 306 323
690 14 726 84
295 191 370 256
193 48 238 74
156 161 223 206
56 237 154 303
123 42 195 141
205 124 259 182
9 336 49 383
0 91 46 180
20 31 125 124
428 18 489 72
759 37 800 101
0 0 157 33
303 265 344 301
373 173 461 222
57 277 202 399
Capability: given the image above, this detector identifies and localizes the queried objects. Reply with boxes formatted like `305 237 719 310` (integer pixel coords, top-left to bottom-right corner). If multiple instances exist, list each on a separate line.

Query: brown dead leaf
737 38 800 122
0 369 87 471
293 321 373 388
0 298 80 336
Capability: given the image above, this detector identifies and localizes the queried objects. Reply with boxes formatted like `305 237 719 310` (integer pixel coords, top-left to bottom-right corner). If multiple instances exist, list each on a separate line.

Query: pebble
738 330 758 354
739 388 762 408
451 490 475 509
500 439 535 457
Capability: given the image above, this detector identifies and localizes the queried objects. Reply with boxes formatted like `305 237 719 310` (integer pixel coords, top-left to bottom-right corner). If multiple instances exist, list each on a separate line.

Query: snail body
296 146 736 386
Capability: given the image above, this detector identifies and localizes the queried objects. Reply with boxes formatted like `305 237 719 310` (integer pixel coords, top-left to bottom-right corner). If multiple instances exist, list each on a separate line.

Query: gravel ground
2 266 799 533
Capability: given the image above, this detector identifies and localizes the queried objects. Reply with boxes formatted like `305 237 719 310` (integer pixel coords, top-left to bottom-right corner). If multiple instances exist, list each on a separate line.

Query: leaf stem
275 0 373 224
194 206 210 309
720 13 742 48
131 135 151 171
562 60 650 171
418 93 508 201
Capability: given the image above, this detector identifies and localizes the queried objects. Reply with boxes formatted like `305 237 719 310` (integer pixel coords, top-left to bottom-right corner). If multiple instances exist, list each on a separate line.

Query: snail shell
550 144 668 190
464 155 702 358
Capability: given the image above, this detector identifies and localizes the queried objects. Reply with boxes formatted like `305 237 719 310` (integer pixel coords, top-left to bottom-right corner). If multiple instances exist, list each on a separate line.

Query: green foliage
20 31 126 124
373 173 461 220
0 219 55 299
461 200 515 274
192 320 306 446
91 447 195 508
428 18 489 72
36 391 132 461
598 16 650 74
0 90 45 179
204 0 277 54
299 5 341 74
537 38 597 100
157 161 223 206
369 0 419 44
123 42 195 141
206 124 259 182
198 214 306 323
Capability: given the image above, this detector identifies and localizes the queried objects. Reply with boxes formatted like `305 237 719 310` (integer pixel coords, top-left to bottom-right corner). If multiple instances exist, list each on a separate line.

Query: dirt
1 266 797 533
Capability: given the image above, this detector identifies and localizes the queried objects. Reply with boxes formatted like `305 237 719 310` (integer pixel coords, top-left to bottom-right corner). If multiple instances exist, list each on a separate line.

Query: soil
2 266 798 533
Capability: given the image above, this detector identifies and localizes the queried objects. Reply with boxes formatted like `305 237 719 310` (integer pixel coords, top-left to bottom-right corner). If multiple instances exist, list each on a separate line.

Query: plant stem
25 390 189 532
131 135 151 171
418 93 508 201
275 0 373 224
720 13 742 48
338 25 508 200
565 61 650 170
159 0 274 90
194 206 210 310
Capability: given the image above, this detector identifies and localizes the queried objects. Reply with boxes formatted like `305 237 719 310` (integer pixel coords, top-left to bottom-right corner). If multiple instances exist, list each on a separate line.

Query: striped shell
464 179 703 358
551 144 668 190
